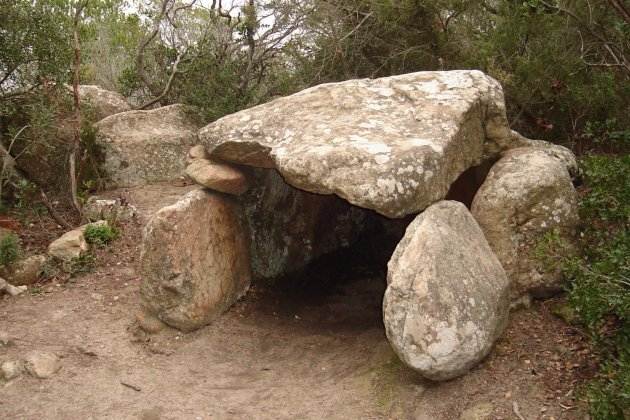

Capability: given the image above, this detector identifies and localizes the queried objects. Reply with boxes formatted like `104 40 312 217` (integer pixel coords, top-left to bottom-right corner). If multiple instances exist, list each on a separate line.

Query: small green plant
83 223 119 247
65 253 96 276
29 285 43 295
533 228 572 273
0 233 21 267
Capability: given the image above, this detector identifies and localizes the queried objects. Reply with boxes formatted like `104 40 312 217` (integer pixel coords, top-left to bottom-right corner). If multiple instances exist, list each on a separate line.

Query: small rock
1 360 24 380
0 331 14 347
136 311 166 334
0 278 27 296
83 197 137 222
460 402 494 420
48 229 88 261
185 158 249 195
24 350 61 379
187 145 208 161
2 254 47 286
7 284 27 296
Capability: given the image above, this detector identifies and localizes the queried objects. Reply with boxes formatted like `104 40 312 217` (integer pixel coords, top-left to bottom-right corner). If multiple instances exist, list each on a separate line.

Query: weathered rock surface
48 229 88 261
471 147 579 299
200 70 524 218
239 169 369 280
383 201 510 381
185 159 249 195
78 85 131 120
515 138 579 176
1 254 46 286
83 196 137 222
135 310 167 334
47 221 109 261
187 144 208 162
140 189 251 331
95 104 199 187
24 350 61 379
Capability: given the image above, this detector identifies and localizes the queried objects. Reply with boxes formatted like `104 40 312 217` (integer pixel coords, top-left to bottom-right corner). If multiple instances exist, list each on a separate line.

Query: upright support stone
383 201 510 381
471 147 579 299
140 189 251 331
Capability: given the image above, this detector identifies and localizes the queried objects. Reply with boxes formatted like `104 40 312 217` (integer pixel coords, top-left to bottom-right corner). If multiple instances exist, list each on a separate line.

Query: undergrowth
84 223 119 247
564 155 629 419
0 233 21 267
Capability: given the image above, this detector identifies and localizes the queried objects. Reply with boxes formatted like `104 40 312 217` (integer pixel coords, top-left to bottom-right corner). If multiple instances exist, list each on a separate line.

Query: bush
83 223 119 247
565 155 630 418
66 252 96 276
0 233 20 267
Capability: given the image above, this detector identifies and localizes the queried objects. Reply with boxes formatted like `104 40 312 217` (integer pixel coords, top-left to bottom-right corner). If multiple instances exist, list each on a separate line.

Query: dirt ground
0 185 596 420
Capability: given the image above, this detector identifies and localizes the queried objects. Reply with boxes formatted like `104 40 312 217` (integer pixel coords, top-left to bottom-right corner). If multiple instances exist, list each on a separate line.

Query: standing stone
471 147 579 299
95 104 199 187
383 201 510 381
140 189 251 331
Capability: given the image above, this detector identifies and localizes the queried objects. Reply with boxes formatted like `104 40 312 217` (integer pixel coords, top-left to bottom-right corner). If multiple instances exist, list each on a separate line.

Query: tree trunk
70 1 87 217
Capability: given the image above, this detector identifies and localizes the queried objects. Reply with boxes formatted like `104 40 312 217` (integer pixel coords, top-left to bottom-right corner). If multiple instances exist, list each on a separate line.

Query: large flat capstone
200 70 520 218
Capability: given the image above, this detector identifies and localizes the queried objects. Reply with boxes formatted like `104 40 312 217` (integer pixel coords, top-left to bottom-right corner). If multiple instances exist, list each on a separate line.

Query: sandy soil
0 185 595 420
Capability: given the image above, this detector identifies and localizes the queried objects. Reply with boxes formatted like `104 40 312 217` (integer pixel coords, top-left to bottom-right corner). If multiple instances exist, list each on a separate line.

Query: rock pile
134 70 579 380
1 348 61 382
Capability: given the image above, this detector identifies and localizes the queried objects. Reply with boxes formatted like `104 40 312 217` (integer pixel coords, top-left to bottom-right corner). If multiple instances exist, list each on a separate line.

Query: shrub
66 253 96 276
564 155 630 418
83 223 119 247
0 233 21 267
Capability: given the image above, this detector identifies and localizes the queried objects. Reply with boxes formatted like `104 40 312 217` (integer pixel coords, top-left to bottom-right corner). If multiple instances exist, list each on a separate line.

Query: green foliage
564 155 630 418
83 223 119 247
66 252 96 276
0 0 73 102
534 228 571 273
296 1 630 149
579 155 630 224
0 233 21 267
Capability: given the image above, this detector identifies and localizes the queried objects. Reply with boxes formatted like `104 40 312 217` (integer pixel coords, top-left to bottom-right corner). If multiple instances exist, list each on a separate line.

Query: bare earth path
0 186 592 419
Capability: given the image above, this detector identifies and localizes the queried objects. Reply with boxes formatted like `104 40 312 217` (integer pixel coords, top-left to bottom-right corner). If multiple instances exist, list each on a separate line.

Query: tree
120 0 308 121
